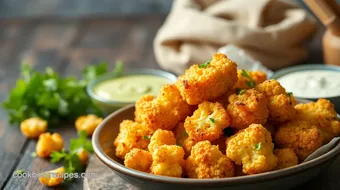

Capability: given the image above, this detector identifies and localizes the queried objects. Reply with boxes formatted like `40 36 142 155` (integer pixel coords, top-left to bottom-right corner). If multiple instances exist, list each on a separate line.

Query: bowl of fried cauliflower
93 53 340 190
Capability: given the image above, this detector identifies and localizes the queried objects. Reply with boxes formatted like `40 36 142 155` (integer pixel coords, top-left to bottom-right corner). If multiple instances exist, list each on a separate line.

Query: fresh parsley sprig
241 70 256 88
198 61 210 68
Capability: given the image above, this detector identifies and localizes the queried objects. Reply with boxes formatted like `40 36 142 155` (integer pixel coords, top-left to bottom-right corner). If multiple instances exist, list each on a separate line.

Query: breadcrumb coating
173 122 189 147
113 120 152 159
183 137 198 157
295 99 340 143
234 70 267 90
186 141 234 178
151 145 185 177
176 53 237 105
124 148 152 172
274 121 324 161
255 80 296 123
148 129 176 153
226 124 277 175
184 101 230 141
227 89 269 129
274 148 298 170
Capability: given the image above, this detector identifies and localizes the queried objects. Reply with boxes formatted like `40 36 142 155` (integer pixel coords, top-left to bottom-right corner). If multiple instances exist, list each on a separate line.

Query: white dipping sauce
277 70 340 98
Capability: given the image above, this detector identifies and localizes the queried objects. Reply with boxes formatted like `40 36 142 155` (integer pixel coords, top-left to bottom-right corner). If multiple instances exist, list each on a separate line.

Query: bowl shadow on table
93 105 340 190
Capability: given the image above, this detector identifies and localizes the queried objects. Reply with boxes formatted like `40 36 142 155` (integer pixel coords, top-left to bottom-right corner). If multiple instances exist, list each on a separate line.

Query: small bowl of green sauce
87 69 177 115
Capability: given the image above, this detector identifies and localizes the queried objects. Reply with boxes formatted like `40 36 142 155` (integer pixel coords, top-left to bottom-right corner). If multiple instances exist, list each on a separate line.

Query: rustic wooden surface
0 15 334 190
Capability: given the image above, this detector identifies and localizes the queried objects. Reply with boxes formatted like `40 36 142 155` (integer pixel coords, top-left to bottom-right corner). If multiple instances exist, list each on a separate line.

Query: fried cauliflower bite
39 167 64 187
227 89 269 129
148 129 176 153
274 148 298 170
173 122 189 147
226 124 277 175
36 132 64 158
295 99 340 143
186 141 234 178
184 101 230 141
274 121 324 161
20 117 47 139
124 148 152 172
234 70 267 90
151 145 185 177
255 80 296 123
113 120 152 159
75 114 103 136
183 137 198 156
176 53 238 105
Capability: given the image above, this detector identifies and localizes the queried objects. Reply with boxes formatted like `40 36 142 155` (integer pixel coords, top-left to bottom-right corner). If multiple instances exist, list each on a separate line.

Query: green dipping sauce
94 75 173 102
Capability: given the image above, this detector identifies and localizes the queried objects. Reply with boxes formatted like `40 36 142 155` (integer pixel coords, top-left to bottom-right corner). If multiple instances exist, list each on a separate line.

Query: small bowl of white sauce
270 64 340 112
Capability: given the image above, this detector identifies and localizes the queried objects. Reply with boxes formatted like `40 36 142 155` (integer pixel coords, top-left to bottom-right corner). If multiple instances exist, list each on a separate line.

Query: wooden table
0 15 337 190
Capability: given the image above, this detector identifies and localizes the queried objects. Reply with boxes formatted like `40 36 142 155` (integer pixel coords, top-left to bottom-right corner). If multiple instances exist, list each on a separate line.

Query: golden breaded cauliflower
36 132 64 158
75 114 103 136
151 145 185 177
183 137 197 157
20 117 47 139
227 89 269 129
274 121 324 161
274 148 298 170
173 122 189 147
255 80 296 123
226 124 277 175
176 53 237 105
184 101 230 141
113 120 151 159
295 99 340 143
148 129 176 153
39 167 64 187
234 70 267 90
124 148 152 172
186 141 234 178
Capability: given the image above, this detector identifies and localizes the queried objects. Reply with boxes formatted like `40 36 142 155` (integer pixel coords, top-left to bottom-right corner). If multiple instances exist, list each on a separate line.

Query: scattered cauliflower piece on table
275 120 324 161
226 124 277 175
124 148 152 173
151 145 185 177
295 98 340 143
39 167 64 187
186 141 234 178
255 80 296 123
148 129 176 153
184 101 230 141
113 120 152 159
20 117 47 138
176 53 237 105
227 89 269 129
75 114 103 136
274 148 298 170
77 148 89 165
36 132 64 158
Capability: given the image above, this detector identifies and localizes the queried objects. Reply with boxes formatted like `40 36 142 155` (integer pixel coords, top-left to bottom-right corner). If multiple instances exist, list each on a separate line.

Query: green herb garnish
241 70 256 88
198 61 210 68
3 61 123 124
143 135 151 140
239 89 246 95
287 92 293 96
14 169 25 175
209 118 216 123
254 142 262 150
50 131 93 181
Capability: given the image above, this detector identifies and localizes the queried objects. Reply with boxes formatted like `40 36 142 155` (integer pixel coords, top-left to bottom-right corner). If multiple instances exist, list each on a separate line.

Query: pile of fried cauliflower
113 53 340 179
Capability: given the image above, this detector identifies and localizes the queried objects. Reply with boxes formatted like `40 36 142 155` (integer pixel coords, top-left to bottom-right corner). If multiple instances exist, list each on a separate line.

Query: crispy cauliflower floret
173 122 189 147
113 120 151 159
20 117 47 139
184 101 230 141
124 148 152 172
183 137 197 157
255 80 296 123
176 53 237 105
39 167 64 187
186 141 234 178
295 99 340 143
151 145 185 177
148 129 176 153
75 114 103 136
234 70 267 90
227 89 269 129
77 148 89 165
274 121 324 161
226 124 277 175
274 148 298 170
36 132 64 158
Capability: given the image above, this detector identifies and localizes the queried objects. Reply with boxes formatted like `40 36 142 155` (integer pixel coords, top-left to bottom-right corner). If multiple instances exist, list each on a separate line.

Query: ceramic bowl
270 64 340 113
92 100 340 190
87 69 177 114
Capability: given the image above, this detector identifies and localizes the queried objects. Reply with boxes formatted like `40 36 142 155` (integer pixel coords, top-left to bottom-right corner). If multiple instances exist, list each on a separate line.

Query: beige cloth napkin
154 0 317 74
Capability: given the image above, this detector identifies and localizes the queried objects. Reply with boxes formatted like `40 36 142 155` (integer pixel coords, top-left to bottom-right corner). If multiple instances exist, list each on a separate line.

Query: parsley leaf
70 131 93 153
241 70 256 88
254 142 262 150
143 135 151 140
209 118 216 123
198 61 210 68
238 89 246 95
287 92 293 96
